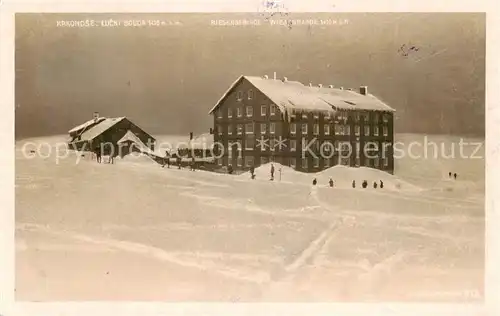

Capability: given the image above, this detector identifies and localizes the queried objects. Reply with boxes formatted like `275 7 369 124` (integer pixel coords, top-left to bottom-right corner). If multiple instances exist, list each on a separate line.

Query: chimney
359 86 368 95
93 112 99 122
274 72 277 80
318 84 323 88
264 75 269 79
282 77 288 82
209 128 214 134
189 132 193 140
329 85 334 88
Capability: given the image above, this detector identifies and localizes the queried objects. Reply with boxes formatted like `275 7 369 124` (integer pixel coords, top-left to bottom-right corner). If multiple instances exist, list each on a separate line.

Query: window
313 124 319 135
373 113 379 123
364 125 370 136
355 125 360 136
383 156 389 167
217 124 223 135
270 104 277 116
383 126 388 136
261 105 267 116
270 138 275 151
301 123 308 135
237 91 243 101
237 107 242 117
355 157 360 167
302 158 308 169
364 114 369 122
324 158 330 167
217 158 222 166
246 106 253 117
374 126 379 136
228 108 233 118
237 124 243 135
290 139 296 151
237 156 243 166
324 124 330 135
345 125 351 136
323 141 333 153
270 122 276 134
313 113 319 119
260 123 267 134
341 157 349 166
245 123 254 134
302 113 308 119
245 136 255 150
313 157 320 168
228 124 233 135
245 156 254 167
217 109 223 119
374 157 380 168
290 158 296 169
383 114 389 123
248 89 254 100
290 123 296 135
354 113 360 122
260 156 268 165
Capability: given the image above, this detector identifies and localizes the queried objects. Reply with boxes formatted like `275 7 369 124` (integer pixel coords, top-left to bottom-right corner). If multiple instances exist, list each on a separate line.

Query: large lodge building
209 75 396 173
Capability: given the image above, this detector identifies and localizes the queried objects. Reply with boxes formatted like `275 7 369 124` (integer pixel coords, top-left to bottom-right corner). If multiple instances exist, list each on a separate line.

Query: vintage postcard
1 0 498 315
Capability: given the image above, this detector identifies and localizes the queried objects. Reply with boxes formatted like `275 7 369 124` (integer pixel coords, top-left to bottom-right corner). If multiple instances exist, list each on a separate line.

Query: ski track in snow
17 223 270 284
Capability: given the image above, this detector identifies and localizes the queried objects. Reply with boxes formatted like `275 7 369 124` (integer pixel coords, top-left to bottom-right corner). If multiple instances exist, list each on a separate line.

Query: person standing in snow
449 172 452 178
270 163 275 181
362 180 368 188
329 178 334 187
373 181 378 189
312 178 317 186
191 157 196 171
380 180 384 189
228 164 233 175
95 145 102 163
352 180 356 188
250 165 255 179
177 156 182 169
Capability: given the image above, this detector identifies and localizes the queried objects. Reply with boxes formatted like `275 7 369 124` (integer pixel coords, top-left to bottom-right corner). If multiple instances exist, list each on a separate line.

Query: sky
15 13 485 139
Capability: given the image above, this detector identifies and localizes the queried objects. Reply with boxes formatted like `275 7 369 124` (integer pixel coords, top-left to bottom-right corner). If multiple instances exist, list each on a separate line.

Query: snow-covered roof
68 117 106 135
117 130 164 156
208 76 395 115
78 117 126 141
188 133 214 150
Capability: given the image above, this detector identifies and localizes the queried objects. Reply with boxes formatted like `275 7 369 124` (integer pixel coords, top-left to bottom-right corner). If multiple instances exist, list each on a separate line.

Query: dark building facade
209 75 395 174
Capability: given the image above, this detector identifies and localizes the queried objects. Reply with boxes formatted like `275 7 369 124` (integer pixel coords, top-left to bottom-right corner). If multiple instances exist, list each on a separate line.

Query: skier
228 164 233 175
373 181 378 189
362 180 368 189
454 173 457 180
312 178 317 186
250 165 255 179
270 163 275 181
449 172 452 178
352 180 356 188
329 178 334 187
380 180 384 189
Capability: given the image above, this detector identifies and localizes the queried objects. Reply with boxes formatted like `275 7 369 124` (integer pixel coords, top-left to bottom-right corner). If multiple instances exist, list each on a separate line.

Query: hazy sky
15 13 485 139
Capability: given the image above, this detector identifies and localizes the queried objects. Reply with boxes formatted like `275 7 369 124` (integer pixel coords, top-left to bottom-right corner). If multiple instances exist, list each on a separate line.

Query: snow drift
242 163 422 192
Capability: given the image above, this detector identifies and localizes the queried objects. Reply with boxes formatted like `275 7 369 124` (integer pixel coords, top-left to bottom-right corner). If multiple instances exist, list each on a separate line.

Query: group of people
93 146 113 164
162 153 197 171
448 172 458 180
310 178 384 189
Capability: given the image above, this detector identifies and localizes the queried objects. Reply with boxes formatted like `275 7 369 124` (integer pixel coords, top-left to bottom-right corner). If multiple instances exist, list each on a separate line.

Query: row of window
216 123 389 137
216 156 390 168
217 104 278 119
217 106 391 123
